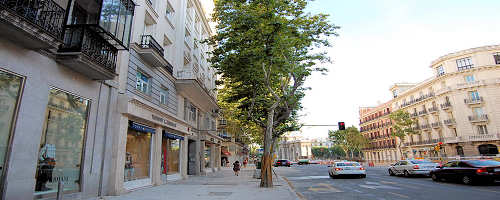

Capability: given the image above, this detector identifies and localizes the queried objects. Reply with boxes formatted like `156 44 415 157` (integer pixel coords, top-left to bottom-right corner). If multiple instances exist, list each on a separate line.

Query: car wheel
404 170 411 177
462 175 473 185
388 169 395 176
431 174 440 182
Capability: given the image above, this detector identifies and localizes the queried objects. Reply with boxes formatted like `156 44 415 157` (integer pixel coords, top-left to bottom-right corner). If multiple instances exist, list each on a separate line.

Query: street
275 164 500 200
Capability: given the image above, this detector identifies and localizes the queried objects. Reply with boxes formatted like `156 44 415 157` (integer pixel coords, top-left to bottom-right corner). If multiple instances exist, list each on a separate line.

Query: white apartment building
108 0 221 195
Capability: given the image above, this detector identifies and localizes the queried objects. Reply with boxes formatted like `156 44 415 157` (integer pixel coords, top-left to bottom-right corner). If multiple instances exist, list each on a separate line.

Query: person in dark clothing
233 161 241 176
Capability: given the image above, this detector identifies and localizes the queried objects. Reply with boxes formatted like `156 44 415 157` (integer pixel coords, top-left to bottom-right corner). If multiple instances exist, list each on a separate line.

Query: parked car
328 161 366 178
298 159 310 165
430 160 500 185
388 159 438 177
274 159 292 167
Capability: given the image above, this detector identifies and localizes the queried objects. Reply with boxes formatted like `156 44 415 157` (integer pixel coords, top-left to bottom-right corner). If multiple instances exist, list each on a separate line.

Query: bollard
56 180 64 200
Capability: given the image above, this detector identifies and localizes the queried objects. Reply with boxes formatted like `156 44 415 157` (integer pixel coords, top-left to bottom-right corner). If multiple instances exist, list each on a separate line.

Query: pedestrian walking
243 158 248 168
233 161 241 176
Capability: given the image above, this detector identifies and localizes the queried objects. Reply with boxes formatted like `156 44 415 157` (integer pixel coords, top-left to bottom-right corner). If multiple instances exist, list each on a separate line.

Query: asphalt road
275 164 500 200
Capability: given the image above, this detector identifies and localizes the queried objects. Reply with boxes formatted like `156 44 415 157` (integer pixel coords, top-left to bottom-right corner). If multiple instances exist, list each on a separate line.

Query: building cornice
430 44 500 68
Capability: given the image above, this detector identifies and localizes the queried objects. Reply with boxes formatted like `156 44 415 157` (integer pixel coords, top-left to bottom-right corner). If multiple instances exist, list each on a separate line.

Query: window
494 52 500 65
477 125 488 135
456 57 473 71
0 70 24 191
136 71 150 94
464 75 475 83
473 107 484 117
35 88 90 195
436 65 445 76
189 105 197 122
160 87 168 105
469 91 480 101
165 2 175 22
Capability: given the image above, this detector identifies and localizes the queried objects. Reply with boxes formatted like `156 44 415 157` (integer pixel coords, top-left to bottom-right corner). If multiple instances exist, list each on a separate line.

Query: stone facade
361 45 500 164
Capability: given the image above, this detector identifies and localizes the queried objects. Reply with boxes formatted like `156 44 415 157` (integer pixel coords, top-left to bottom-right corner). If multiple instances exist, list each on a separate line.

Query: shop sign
152 114 177 127
129 121 156 133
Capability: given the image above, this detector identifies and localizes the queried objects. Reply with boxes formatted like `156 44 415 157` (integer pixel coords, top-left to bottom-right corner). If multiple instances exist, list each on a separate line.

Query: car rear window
465 160 500 167
336 163 360 166
410 160 433 164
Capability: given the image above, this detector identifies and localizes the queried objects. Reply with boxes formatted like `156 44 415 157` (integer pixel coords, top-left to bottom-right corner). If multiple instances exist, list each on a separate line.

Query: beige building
277 134 313 161
362 45 500 163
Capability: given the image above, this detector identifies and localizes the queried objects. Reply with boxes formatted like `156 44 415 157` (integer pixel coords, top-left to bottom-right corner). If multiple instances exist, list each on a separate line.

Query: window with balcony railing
456 57 474 71
436 65 445 76
166 1 175 22
494 52 500 65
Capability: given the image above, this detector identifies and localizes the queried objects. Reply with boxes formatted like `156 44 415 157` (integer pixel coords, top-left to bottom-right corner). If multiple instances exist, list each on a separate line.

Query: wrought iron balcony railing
418 110 428 116
443 118 456 126
59 24 118 73
468 114 488 123
428 106 439 113
440 102 452 110
140 35 164 56
0 0 65 38
464 97 483 104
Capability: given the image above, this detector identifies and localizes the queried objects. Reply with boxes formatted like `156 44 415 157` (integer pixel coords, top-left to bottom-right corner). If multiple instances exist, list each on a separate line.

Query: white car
328 161 366 178
388 159 439 177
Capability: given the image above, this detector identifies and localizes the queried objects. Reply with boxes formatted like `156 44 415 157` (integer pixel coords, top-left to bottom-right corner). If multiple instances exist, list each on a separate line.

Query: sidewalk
102 166 299 200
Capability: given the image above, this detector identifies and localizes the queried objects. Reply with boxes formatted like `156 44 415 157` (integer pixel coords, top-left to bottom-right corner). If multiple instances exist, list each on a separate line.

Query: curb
280 176 306 200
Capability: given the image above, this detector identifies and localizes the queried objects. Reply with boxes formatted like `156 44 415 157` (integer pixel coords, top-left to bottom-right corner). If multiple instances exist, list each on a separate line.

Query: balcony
440 102 452 110
410 112 418 118
420 124 431 130
176 69 218 112
0 0 65 49
431 122 442 129
443 136 459 144
436 86 451 95
404 138 443 146
443 119 456 126
459 133 500 142
133 35 173 72
428 106 439 114
56 25 118 80
464 97 483 105
468 114 488 123
456 80 486 90
418 110 428 116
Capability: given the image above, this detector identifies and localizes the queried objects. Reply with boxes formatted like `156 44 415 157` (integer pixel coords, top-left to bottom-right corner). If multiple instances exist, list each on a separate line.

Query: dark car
430 160 500 185
274 159 291 167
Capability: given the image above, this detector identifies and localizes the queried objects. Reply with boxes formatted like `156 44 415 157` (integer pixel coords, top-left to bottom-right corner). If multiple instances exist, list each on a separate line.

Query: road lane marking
286 176 330 180
307 183 343 193
388 192 410 199
475 188 500 194
282 177 307 200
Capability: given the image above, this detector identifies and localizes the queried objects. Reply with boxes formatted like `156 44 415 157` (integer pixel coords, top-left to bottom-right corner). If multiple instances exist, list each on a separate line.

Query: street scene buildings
0 0 242 199
361 45 500 165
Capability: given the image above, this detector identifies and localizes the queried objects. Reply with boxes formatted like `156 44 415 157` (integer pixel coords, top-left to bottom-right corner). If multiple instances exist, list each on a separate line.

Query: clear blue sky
298 0 500 139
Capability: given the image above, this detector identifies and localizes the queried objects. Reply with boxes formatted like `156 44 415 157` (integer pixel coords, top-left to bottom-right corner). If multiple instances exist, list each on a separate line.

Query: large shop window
35 88 90 196
0 71 24 192
161 133 180 175
204 144 211 168
125 122 153 181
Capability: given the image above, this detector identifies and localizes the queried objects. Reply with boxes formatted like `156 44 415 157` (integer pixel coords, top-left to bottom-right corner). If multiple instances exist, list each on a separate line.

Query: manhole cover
209 192 233 196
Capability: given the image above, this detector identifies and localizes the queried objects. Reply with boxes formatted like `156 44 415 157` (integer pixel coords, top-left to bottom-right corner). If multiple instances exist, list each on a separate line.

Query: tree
389 110 416 159
329 126 368 159
208 0 338 187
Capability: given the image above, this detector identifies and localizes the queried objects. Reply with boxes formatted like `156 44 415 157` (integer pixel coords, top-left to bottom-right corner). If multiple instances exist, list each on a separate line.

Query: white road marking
307 183 343 193
287 176 330 180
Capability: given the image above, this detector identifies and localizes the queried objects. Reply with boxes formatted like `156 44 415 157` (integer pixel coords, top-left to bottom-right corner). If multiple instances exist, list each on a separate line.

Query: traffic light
338 122 345 130
435 142 443 151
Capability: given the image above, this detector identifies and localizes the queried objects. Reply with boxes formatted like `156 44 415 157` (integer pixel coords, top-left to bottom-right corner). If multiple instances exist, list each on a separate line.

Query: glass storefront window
35 88 90 196
125 130 152 181
204 145 211 169
161 138 180 175
0 71 23 192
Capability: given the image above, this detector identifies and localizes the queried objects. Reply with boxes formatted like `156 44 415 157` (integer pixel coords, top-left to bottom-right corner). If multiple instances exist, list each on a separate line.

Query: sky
298 0 500 139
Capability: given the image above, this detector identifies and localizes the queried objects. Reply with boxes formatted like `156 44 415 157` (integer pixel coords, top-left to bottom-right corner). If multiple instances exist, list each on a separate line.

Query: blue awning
163 131 184 140
129 121 156 134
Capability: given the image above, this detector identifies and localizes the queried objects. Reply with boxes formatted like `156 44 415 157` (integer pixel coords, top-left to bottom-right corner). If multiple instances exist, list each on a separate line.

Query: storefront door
0 70 24 197
161 134 181 183
124 121 155 188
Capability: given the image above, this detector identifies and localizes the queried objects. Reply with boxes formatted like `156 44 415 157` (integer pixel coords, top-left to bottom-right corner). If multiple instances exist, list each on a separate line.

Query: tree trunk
260 102 278 188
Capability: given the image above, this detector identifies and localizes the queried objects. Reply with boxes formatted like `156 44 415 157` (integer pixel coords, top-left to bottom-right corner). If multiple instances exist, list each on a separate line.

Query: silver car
329 161 366 178
388 159 439 177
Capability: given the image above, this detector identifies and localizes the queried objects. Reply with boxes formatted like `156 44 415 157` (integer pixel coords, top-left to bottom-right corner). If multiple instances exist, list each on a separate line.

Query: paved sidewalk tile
102 167 298 200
